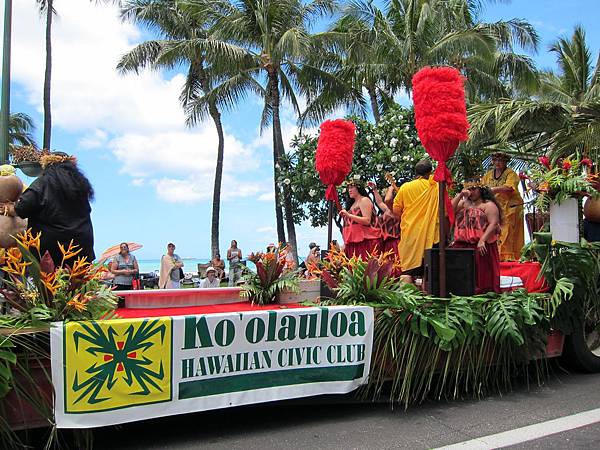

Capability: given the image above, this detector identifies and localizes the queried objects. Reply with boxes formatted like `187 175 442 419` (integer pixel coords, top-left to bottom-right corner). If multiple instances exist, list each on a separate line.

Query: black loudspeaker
423 248 476 296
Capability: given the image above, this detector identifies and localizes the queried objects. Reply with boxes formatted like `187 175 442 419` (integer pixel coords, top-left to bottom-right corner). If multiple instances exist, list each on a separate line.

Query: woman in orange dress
341 182 381 259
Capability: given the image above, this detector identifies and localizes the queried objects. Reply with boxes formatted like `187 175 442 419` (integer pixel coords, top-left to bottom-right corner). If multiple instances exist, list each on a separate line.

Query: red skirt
345 238 380 259
380 237 399 258
380 237 402 276
452 241 500 294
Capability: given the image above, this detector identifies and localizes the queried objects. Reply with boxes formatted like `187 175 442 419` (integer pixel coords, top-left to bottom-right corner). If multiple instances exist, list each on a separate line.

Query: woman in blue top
110 243 139 290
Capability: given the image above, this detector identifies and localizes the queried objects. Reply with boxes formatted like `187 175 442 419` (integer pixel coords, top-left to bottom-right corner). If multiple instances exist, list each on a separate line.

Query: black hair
415 159 432 177
344 184 370 210
478 186 504 225
42 160 94 202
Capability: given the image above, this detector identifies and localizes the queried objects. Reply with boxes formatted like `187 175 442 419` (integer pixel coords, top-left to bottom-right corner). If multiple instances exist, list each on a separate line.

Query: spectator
159 242 184 289
110 243 139 290
306 242 321 266
304 242 321 278
200 267 220 288
227 240 243 287
211 253 226 280
330 240 341 253
285 243 298 270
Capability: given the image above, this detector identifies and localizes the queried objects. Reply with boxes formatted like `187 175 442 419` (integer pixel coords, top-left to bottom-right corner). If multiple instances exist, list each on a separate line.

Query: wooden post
438 180 447 297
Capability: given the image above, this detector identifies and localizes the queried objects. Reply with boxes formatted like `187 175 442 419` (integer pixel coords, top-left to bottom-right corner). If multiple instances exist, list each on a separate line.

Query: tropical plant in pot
313 247 403 304
241 246 299 305
9 146 49 177
525 155 599 211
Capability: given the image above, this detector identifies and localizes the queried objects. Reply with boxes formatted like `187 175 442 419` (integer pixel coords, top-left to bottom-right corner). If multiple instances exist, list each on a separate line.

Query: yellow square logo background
64 317 172 413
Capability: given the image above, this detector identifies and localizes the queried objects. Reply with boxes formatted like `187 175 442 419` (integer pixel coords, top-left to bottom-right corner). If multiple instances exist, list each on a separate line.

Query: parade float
0 68 599 449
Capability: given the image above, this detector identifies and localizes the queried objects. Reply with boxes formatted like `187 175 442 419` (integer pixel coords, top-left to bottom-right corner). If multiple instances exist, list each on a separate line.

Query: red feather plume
315 119 356 209
412 66 470 223
412 66 469 180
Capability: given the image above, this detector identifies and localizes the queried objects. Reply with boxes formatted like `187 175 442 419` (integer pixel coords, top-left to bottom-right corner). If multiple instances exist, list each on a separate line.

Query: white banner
51 305 374 428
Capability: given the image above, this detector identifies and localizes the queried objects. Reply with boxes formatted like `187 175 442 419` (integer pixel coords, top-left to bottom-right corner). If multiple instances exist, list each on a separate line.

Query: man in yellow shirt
481 152 524 260
393 160 440 279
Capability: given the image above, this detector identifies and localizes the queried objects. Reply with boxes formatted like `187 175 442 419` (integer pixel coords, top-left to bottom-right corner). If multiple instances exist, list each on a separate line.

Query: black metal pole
327 200 333 250
438 180 447 297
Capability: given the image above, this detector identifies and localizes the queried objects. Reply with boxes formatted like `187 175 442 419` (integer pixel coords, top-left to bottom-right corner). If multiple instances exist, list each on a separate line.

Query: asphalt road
92 370 600 450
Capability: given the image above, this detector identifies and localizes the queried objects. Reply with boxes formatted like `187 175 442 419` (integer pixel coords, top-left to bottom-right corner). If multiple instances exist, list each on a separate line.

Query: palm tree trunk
208 100 224 259
267 74 286 245
269 72 297 263
367 84 381 123
42 0 53 150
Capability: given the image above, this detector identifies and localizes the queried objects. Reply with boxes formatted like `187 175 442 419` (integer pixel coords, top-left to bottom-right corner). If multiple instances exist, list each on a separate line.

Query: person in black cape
0 152 95 266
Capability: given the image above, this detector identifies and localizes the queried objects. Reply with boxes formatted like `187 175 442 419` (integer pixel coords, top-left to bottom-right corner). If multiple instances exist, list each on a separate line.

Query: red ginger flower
562 159 572 170
538 155 551 169
581 158 593 167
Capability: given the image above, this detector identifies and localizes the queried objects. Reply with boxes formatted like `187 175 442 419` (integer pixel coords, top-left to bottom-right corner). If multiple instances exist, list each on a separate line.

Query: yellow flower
16 229 41 252
4 259 29 277
6 247 22 263
551 240 557 246
58 240 82 263
69 257 91 280
40 271 59 296
67 293 87 313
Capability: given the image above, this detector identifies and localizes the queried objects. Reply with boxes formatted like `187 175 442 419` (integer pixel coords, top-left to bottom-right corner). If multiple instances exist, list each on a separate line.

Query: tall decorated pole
412 67 469 297
0 0 12 164
315 119 356 249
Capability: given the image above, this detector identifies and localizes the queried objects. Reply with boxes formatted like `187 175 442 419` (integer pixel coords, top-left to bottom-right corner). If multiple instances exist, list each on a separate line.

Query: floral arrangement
310 246 403 303
241 245 299 305
9 146 49 164
0 229 118 326
523 155 599 211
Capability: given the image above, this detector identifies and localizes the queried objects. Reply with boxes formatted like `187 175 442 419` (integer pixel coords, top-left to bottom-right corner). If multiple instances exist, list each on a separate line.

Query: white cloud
256 226 276 234
78 129 108 150
109 125 258 178
10 0 268 205
257 192 274 202
153 174 269 204
12 0 183 134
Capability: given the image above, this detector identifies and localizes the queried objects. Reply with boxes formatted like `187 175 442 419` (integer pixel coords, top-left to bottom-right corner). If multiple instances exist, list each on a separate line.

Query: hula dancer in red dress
368 176 400 259
341 181 381 259
451 180 502 294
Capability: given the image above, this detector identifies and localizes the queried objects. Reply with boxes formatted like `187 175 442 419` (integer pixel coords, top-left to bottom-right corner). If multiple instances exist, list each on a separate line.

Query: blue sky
2 0 599 260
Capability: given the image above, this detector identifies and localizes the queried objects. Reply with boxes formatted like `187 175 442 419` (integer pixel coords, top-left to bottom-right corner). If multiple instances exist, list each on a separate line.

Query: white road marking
433 407 600 450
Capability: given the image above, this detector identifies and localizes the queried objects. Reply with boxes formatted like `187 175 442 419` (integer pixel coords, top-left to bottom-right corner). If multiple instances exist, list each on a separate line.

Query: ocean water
135 259 257 275
135 257 304 275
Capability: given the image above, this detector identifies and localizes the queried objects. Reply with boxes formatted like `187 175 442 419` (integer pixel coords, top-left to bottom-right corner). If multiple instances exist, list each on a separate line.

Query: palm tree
299 0 389 125
8 113 37 148
118 0 229 259
469 26 600 161
36 1 121 150
302 0 539 125
181 0 336 264
35 0 53 150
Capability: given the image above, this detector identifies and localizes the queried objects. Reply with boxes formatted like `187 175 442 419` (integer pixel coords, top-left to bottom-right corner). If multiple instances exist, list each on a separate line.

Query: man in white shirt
200 267 220 288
